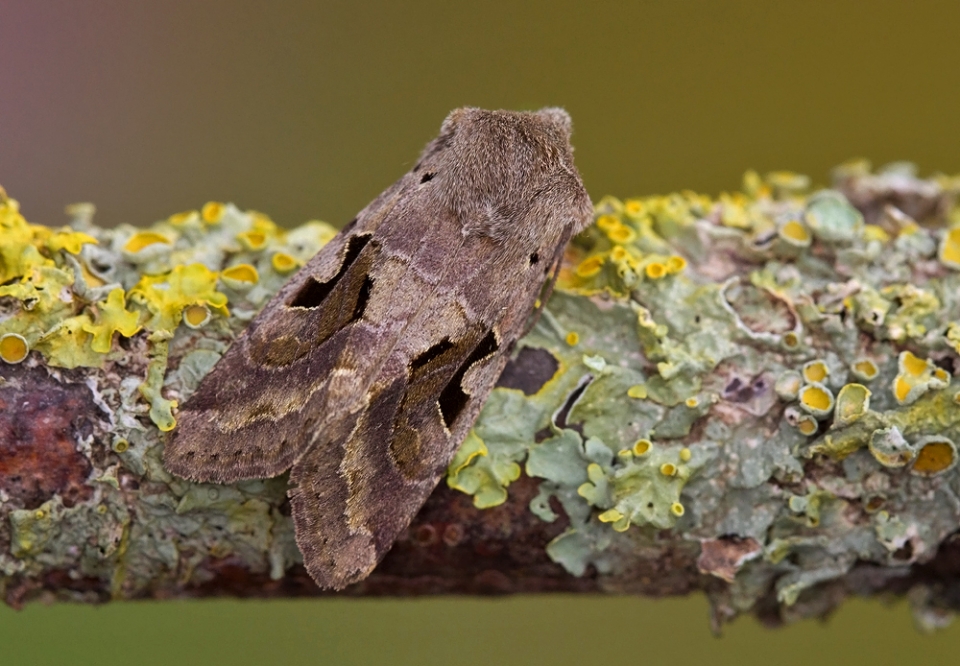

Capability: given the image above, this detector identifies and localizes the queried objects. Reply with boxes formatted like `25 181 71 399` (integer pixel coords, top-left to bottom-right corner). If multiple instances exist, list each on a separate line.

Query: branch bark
3 165 960 631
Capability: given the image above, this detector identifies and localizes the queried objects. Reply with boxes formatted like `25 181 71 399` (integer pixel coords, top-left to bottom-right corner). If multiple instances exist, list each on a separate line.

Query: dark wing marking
437 329 498 428
164 231 379 483
287 234 371 309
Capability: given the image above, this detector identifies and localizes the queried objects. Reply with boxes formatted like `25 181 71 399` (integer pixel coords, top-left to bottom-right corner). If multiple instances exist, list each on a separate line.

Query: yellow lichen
645 262 666 279
862 224 890 244
892 350 948 405
894 375 913 403
679 448 692 462
0 203 54 283
34 313 105 369
901 351 929 377
201 201 225 224
577 463 607 502
797 415 818 436
633 439 652 456
606 223 637 245
122 231 170 254
82 287 142 353
576 255 605 278
250 211 279 237
237 230 268 251
778 219 812 247
0 333 29 363
46 229 98 255
221 263 260 291
766 171 810 193
939 227 960 269
271 252 300 274
660 462 677 476
670 502 685 517
129 263 228 332
598 508 631 532
665 255 687 274
868 427 914 468
168 210 199 226
851 358 879 381
596 214 619 231
802 359 829 384
627 384 648 399
565 331 579 346
446 431 520 509
912 437 957 476
720 192 751 229
799 383 834 417
598 508 624 523
609 246 629 262
623 199 645 218
447 431 488 477
182 304 211 328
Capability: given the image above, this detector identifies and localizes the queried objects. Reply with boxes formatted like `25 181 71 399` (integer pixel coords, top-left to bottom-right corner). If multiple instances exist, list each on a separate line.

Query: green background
2 1 960 663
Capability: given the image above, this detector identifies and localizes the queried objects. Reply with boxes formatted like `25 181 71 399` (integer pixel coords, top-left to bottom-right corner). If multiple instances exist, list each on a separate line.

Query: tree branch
2 164 960 631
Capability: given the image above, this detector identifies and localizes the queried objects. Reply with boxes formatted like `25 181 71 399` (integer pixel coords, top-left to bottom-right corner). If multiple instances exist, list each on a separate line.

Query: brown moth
163 107 593 589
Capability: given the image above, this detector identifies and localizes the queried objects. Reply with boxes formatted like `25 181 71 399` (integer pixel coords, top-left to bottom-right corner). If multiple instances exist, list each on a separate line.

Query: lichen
4 162 960 627
445 164 960 623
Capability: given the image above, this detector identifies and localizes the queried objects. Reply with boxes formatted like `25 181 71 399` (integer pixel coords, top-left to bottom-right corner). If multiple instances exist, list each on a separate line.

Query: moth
164 107 593 589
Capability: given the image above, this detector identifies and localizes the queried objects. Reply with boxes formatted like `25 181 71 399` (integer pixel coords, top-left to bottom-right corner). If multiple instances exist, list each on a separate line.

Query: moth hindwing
164 107 593 589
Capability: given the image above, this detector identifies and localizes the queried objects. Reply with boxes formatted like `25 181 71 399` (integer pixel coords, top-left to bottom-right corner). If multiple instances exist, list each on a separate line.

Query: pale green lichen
443 164 960 622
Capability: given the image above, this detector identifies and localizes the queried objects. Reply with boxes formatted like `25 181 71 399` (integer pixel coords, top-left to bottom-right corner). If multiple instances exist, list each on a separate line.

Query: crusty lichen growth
0 189 335 598
3 162 960 628
448 162 960 627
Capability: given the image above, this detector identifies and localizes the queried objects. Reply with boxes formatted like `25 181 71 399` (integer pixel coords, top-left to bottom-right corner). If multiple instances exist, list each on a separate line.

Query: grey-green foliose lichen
2 162 960 629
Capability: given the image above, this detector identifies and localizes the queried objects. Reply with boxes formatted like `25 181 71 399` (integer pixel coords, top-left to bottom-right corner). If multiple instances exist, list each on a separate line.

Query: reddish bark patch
0 365 96 509
698 536 763 583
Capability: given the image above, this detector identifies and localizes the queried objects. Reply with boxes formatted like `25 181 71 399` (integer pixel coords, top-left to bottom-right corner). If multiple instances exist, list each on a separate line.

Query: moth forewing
164 107 592 589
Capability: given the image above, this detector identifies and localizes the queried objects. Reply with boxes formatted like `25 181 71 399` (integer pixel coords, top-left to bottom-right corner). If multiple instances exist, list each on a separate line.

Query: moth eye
420 172 436 184
437 330 498 428
288 234 371 309
529 252 540 266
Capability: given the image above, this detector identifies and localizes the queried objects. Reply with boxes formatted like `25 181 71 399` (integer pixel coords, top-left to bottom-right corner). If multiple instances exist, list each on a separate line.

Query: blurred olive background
3 1 960 664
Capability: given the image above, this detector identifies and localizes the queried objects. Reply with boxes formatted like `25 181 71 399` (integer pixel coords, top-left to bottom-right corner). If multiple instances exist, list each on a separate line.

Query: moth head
417 107 587 239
